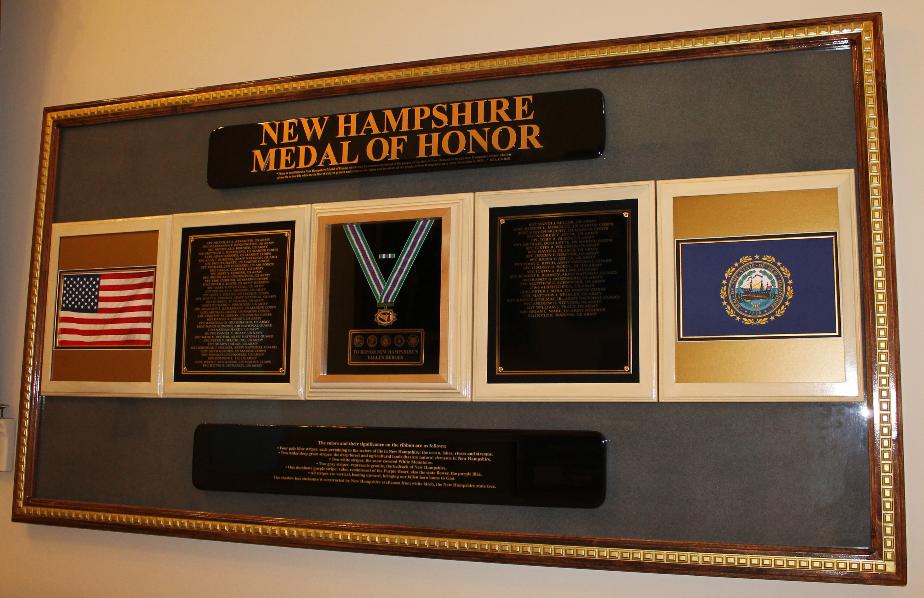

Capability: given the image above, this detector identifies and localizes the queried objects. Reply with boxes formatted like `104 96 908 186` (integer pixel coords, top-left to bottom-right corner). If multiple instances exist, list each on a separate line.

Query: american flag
55 268 156 348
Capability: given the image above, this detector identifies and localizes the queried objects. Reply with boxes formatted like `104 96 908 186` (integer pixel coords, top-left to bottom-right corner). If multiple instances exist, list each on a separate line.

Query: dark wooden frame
12 13 906 584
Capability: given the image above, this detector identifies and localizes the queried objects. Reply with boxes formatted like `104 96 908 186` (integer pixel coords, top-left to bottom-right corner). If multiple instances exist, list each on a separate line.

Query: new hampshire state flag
676 233 841 341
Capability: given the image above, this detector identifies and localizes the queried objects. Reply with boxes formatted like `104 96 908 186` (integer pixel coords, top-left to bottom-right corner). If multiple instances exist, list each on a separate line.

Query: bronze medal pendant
373 306 397 327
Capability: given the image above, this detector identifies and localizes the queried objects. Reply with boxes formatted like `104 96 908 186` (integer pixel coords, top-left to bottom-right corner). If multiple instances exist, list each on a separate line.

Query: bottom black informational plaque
193 425 606 508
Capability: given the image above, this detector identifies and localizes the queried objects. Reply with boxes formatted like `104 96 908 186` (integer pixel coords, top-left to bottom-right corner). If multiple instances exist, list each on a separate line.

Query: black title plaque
207 89 604 188
193 425 606 508
175 221 295 383
488 199 639 383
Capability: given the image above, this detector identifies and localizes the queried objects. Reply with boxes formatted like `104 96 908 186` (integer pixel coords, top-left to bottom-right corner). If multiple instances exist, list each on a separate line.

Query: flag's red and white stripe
56 270 155 348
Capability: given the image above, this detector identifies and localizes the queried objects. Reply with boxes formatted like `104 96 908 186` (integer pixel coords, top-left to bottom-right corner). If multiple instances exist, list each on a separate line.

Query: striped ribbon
343 219 435 307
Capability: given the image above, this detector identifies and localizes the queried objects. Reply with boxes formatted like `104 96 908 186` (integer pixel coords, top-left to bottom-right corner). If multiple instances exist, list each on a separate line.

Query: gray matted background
35 47 870 547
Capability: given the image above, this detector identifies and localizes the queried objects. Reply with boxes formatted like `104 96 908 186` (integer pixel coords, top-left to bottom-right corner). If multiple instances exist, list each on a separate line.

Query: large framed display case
12 14 906 585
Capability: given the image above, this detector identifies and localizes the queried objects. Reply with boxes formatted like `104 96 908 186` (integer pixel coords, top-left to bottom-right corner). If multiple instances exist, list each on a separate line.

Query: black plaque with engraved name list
193 425 606 508
488 199 639 383
175 221 295 382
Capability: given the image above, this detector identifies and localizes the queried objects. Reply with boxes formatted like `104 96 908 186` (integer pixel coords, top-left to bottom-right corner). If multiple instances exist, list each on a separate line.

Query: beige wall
0 1 920 595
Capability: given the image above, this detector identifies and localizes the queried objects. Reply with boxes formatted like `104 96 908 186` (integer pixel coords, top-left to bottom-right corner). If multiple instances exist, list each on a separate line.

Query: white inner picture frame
473 182 657 401
163 206 308 399
307 193 473 400
657 170 862 402
40 216 171 397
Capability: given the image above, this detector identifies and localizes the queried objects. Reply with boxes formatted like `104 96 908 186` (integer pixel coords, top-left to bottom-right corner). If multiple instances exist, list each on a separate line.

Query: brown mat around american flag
50 231 158 382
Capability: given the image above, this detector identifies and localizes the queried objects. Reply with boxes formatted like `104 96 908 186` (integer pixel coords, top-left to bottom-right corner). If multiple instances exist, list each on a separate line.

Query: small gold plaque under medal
348 329 424 366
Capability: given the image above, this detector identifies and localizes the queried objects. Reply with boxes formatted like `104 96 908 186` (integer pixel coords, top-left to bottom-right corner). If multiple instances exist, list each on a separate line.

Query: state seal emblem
720 255 793 325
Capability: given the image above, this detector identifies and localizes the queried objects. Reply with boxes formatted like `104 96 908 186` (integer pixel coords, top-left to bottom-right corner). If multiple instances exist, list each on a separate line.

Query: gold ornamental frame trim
16 18 899 579
12 504 896 575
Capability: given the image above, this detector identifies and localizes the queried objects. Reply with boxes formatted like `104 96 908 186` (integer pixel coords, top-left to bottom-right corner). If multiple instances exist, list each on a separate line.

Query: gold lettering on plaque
249 94 544 174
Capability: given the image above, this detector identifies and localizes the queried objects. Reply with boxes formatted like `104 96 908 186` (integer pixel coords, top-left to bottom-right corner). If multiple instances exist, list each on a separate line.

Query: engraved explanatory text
275 441 497 491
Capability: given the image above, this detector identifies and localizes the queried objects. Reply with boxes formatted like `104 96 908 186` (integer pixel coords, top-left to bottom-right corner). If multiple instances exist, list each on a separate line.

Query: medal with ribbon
343 219 436 327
